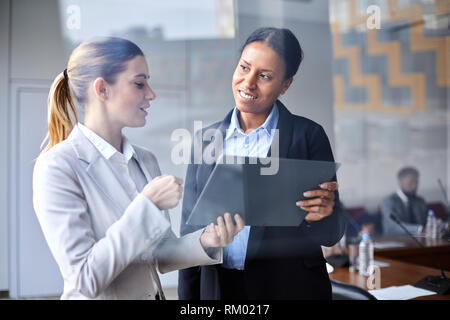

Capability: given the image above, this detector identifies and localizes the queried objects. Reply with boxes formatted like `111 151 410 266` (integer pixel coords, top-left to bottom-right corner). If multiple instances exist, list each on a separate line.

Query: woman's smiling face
232 41 293 115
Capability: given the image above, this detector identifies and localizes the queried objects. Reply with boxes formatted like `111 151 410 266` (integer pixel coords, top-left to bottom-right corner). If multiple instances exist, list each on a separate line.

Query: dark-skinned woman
178 27 347 300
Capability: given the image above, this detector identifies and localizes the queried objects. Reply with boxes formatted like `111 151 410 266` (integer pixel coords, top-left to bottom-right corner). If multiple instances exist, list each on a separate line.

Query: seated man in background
380 166 428 235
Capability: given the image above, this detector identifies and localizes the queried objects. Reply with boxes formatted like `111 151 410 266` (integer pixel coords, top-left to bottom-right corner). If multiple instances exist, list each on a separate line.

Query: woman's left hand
296 181 338 223
200 213 245 249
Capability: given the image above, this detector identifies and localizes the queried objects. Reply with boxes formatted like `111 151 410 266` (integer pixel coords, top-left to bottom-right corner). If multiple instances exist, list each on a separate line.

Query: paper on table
373 260 390 268
326 263 334 274
369 285 436 300
353 258 390 268
373 241 406 249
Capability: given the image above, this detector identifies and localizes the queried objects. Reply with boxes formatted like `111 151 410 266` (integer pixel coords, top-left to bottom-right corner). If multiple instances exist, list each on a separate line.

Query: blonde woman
33 37 244 300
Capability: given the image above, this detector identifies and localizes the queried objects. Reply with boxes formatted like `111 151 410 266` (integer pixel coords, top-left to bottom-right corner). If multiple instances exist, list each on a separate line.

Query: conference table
328 256 450 300
373 235 450 271
325 234 450 300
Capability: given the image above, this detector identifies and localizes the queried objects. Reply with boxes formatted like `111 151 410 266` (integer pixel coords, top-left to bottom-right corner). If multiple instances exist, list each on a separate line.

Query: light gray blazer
33 125 221 300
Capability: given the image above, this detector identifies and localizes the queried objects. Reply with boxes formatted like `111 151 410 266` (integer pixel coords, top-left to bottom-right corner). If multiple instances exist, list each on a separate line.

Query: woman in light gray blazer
33 37 244 300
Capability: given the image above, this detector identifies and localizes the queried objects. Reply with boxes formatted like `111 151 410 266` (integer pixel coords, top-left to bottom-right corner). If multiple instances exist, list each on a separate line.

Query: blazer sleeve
33 151 171 299
154 228 222 274
300 124 349 247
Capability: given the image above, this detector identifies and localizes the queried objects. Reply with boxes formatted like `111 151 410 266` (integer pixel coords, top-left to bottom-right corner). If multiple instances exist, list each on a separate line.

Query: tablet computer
186 156 340 227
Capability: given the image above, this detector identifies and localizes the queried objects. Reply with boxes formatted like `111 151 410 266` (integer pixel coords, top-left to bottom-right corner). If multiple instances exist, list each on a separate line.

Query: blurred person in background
380 166 427 235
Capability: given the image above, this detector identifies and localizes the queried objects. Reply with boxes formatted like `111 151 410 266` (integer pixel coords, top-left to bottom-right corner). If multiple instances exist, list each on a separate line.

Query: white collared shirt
78 123 148 199
396 189 409 206
224 102 279 157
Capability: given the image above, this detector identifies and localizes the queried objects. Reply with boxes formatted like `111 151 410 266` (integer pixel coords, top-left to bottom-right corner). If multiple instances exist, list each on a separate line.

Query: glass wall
53 0 449 289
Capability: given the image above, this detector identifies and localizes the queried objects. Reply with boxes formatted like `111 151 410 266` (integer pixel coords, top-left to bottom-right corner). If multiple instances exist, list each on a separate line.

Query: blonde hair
40 37 144 153
41 71 78 152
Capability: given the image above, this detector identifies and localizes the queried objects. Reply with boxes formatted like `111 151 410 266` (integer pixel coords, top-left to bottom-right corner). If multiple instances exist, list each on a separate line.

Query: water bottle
434 218 442 239
358 233 374 276
426 209 436 238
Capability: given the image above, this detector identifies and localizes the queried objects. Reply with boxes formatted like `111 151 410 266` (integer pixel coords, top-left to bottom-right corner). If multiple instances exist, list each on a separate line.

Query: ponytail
41 70 78 153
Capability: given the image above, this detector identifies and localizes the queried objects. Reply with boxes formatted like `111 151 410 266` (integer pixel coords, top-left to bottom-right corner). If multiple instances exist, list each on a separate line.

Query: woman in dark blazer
178 27 348 300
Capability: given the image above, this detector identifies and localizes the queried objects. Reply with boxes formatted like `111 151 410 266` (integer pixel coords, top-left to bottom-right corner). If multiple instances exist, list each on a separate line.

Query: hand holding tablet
187 157 340 227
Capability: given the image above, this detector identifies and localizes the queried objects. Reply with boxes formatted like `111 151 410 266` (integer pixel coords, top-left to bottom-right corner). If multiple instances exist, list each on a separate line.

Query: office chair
330 279 377 300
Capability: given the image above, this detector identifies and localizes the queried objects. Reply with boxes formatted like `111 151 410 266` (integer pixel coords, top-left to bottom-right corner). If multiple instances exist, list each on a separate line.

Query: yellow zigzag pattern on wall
331 22 382 112
367 29 426 112
386 0 449 87
331 21 419 114
331 0 449 113
342 0 449 87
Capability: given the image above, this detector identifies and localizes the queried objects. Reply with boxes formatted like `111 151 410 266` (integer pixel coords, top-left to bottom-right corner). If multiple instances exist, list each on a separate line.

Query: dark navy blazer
178 100 348 300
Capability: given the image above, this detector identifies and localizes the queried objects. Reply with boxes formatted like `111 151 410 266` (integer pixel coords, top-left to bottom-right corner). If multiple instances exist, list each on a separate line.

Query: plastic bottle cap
428 209 434 215
362 233 370 240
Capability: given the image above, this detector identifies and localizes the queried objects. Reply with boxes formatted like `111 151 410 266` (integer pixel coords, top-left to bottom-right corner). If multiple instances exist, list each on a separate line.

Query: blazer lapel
267 100 294 159
133 147 160 182
196 113 231 194
69 126 134 217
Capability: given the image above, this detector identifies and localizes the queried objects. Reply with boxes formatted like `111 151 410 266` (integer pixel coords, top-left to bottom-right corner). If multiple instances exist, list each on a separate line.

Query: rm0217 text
224 304 270 315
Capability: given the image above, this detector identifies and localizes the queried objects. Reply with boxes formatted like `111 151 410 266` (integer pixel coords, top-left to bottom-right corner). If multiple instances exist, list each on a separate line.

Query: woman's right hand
200 213 245 250
141 174 183 210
